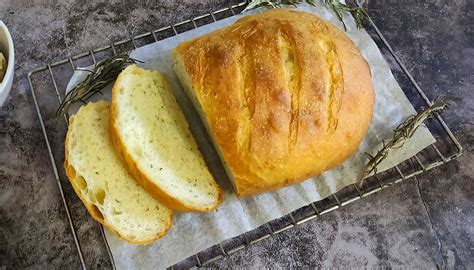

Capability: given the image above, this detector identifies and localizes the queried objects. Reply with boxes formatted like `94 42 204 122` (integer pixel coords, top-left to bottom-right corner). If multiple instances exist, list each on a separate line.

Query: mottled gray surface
0 0 472 269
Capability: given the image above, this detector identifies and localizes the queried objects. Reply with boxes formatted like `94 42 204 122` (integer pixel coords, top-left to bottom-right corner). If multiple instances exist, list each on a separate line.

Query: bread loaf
109 65 223 212
64 101 173 244
173 9 375 196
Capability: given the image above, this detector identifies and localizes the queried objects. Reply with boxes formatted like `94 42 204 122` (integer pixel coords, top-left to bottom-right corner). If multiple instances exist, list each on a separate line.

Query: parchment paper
66 2 435 269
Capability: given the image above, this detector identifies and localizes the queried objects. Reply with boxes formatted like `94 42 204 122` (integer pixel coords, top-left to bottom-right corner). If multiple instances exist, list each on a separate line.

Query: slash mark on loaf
317 23 344 132
280 29 300 152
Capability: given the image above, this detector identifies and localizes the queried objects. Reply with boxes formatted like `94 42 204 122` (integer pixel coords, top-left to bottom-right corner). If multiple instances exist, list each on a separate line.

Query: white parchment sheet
66 3 435 269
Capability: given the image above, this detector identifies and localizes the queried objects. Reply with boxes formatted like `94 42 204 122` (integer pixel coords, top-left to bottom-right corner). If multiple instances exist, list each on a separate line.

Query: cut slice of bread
109 65 223 212
64 101 173 244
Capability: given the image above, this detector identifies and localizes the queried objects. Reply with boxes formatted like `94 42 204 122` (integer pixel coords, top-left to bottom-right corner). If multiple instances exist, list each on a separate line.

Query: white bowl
0 21 14 106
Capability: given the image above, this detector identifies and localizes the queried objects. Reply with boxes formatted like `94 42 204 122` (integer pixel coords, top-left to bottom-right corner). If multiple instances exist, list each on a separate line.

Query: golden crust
173 9 375 196
64 115 173 245
109 68 223 212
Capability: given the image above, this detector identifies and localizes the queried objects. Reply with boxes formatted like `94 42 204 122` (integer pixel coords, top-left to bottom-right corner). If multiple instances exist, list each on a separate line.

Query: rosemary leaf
243 0 368 30
358 101 448 186
56 53 140 118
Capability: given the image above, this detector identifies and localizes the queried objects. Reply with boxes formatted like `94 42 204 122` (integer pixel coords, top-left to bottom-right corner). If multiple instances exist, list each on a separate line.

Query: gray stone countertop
0 0 472 269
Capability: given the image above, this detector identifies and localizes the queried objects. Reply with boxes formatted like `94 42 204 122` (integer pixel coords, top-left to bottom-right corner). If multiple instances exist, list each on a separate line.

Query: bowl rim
0 20 15 89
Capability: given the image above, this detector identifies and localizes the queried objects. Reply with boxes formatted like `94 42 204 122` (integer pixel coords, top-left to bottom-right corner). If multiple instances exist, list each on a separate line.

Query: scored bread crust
173 9 375 196
109 68 223 212
64 115 173 245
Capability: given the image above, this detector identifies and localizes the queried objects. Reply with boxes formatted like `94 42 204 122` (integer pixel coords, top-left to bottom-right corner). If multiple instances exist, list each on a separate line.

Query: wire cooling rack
27 1 462 269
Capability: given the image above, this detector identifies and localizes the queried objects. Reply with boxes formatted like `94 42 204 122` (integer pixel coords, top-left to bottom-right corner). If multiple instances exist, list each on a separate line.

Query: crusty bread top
173 9 375 196
109 65 223 212
64 101 172 244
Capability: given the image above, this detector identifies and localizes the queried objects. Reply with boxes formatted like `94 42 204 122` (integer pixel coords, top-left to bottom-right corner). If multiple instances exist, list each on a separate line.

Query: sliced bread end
64 101 173 244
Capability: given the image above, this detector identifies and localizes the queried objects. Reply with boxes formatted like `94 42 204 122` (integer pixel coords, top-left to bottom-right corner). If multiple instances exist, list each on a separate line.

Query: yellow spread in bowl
0 52 6 82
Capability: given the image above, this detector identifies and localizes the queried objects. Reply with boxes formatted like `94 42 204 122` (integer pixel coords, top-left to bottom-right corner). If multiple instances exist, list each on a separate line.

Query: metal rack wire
27 1 462 269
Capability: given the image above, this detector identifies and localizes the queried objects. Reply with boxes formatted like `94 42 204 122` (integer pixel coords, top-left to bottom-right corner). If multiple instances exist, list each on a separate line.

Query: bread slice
64 101 173 244
109 65 222 212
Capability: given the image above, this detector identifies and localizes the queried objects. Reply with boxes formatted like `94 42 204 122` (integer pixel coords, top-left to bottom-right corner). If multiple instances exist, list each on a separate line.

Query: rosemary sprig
243 0 315 10
323 0 368 30
358 101 448 186
243 0 368 30
56 53 140 118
